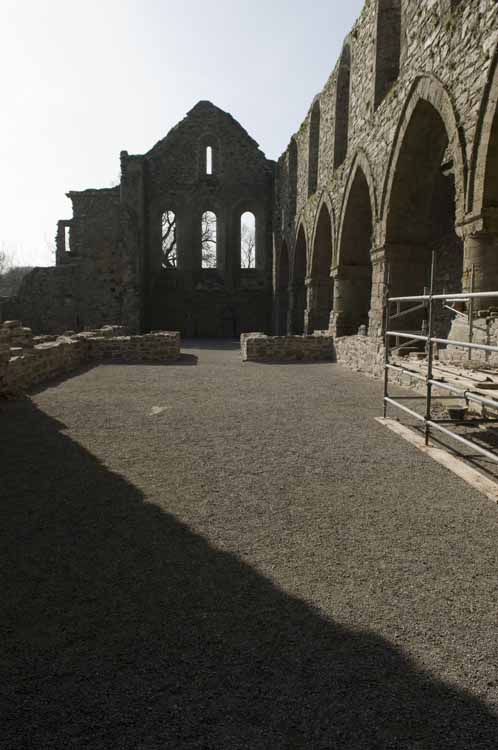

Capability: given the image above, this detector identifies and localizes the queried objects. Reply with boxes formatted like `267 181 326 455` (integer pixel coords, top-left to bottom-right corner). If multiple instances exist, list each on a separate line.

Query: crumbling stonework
7 103 274 338
0 321 181 396
274 0 498 364
8 1 498 374
241 332 335 362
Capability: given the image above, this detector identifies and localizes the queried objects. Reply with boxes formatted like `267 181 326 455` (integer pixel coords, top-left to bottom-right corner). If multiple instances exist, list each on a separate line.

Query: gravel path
2 341 498 748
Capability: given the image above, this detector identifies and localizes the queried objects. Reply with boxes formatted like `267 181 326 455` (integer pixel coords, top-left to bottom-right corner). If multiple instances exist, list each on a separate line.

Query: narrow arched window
206 146 213 175
334 44 351 169
161 210 177 268
201 211 217 268
308 100 320 196
374 0 401 110
241 212 256 269
65 226 71 253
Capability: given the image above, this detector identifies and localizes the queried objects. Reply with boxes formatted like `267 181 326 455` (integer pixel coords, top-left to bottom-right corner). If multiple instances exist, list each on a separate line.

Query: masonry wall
241 332 336 362
274 0 498 349
6 187 141 335
0 321 181 396
143 101 275 336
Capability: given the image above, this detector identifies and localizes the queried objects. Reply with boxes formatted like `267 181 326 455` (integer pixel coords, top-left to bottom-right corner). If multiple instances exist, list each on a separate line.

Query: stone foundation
241 333 335 362
0 321 181 396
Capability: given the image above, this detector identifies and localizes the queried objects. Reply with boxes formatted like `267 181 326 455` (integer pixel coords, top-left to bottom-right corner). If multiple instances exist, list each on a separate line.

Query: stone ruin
0 321 180 397
3 1 498 383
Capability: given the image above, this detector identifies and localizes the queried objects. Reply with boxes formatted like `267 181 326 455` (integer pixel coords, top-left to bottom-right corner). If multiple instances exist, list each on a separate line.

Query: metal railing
383 255 498 464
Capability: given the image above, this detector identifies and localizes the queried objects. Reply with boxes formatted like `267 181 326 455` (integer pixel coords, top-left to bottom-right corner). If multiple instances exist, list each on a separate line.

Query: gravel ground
2 340 498 749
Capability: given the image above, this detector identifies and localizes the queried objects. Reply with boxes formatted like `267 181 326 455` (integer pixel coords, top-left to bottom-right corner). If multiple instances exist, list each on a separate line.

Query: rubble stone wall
0 322 181 396
274 0 498 356
241 333 336 362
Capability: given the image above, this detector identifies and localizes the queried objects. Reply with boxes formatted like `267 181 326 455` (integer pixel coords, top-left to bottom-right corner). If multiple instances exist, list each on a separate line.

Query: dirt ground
1 341 498 748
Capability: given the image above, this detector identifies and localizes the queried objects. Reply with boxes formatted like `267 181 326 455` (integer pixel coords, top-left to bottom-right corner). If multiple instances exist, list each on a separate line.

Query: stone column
274 289 289 335
330 265 373 337
288 285 306 335
463 233 498 309
304 277 333 334
369 252 388 338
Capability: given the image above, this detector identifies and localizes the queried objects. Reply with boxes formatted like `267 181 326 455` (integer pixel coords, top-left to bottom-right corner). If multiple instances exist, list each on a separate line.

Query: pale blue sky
0 0 364 266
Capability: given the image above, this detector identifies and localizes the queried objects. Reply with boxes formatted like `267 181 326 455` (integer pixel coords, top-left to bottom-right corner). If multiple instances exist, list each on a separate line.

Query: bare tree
0 243 12 276
0 244 32 297
162 211 178 268
201 212 217 268
241 222 256 269
241 214 256 269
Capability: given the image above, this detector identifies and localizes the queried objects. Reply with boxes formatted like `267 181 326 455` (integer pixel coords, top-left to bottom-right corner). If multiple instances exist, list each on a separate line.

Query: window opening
201 211 217 268
161 211 178 268
241 212 256 269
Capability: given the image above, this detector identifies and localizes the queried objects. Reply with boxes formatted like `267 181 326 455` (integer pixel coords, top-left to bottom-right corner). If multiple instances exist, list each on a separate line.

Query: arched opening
334 169 373 335
386 100 463 337
374 0 401 110
308 100 320 196
310 204 333 332
161 210 177 268
241 212 256 269
206 146 213 175
334 45 351 169
277 241 290 334
291 226 307 334
201 211 217 269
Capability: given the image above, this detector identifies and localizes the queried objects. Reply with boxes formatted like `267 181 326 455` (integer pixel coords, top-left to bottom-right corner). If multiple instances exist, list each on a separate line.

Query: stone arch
306 199 335 333
374 0 401 110
381 75 467 233
463 42 498 300
333 155 376 336
382 78 465 338
469 42 498 218
308 100 321 196
290 223 308 334
334 43 351 169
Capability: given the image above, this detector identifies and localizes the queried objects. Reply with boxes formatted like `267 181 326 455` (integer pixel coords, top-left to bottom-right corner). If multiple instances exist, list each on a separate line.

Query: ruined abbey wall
6 104 274 339
274 0 498 374
7 0 498 363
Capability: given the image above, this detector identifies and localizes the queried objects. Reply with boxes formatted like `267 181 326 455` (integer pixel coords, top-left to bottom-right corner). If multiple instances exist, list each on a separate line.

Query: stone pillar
330 265 373 337
274 289 289 335
288 285 306 335
463 233 498 309
120 151 146 332
304 277 333 334
369 252 388 338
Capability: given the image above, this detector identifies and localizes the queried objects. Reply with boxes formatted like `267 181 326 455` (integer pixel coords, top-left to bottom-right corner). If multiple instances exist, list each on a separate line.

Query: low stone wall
334 335 385 379
241 333 336 362
87 332 181 363
0 322 181 396
6 338 88 392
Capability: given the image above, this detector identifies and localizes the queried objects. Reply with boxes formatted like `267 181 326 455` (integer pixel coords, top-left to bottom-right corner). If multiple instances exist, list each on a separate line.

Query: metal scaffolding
383 255 498 465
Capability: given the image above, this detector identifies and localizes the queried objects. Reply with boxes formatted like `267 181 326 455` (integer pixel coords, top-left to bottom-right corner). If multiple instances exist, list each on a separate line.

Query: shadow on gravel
2 399 498 749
